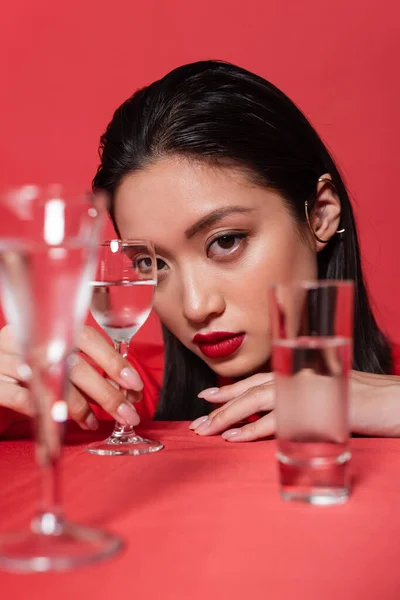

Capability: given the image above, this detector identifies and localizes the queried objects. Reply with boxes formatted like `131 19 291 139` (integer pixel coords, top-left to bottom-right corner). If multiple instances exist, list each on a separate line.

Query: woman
1 60 400 439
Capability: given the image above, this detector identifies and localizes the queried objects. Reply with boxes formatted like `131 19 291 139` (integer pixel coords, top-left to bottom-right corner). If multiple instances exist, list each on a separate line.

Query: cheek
238 233 316 293
233 235 317 327
152 288 180 333
259 233 316 281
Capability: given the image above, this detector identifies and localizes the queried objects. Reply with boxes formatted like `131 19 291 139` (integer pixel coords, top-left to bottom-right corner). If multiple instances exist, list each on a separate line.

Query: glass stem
112 341 136 436
31 359 67 530
114 340 129 361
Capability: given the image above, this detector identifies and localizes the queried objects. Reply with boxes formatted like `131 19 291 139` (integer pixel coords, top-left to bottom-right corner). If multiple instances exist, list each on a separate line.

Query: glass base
87 431 164 456
0 518 122 573
280 487 349 505
278 449 351 506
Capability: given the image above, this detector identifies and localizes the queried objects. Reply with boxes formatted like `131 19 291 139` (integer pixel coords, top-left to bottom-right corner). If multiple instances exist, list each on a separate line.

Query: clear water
90 280 155 342
0 245 96 365
273 336 352 504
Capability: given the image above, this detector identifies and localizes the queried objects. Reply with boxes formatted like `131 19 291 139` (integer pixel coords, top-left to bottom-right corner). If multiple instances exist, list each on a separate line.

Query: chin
205 352 271 379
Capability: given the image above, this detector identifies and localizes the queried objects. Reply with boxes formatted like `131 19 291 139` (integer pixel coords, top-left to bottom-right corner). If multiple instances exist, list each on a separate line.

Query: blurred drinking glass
269 280 354 505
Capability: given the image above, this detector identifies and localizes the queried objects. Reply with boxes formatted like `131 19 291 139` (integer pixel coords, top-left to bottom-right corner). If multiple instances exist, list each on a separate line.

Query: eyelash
206 232 248 259
133 256 164 274
154 232 249 279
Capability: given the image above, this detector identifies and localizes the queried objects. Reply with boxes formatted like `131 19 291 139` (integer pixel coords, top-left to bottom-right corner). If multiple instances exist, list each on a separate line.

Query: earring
305 177 346 243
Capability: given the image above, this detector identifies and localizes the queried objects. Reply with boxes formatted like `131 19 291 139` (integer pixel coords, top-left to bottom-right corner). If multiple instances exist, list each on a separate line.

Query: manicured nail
119 367 144 392
197 387 220 399
117 402 140 426
222 429 241 441
194 418 212 434
189 415 209 430
17 363 32 381
85 413 99 431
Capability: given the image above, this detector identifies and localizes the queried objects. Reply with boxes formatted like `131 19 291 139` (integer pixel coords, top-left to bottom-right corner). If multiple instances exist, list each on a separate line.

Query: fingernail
222 429 241 441
17 363 32 381
197 387 219 399
127 389 143 404
85 413 99 431
194 418 212 434
117 402 140 426
119 367 144 392
189 415 209 430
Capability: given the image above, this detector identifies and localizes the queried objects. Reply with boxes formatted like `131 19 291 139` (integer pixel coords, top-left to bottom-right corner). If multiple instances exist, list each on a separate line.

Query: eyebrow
185 206 254 239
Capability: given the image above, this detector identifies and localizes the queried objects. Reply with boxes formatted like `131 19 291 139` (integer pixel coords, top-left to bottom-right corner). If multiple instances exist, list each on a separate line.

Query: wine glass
0 186 122 572
86 239 163 456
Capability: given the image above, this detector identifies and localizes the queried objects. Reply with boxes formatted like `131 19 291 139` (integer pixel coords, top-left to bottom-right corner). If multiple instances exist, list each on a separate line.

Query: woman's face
115 157 317 378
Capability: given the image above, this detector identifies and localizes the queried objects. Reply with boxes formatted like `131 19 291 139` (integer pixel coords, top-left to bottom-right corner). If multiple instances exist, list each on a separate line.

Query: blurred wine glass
0 185 122 572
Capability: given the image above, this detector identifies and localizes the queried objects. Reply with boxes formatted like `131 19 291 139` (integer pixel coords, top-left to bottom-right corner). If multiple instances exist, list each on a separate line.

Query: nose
181 269 225 325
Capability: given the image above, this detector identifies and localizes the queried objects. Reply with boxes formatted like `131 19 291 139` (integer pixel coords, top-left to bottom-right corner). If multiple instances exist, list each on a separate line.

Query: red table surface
1 422 400 600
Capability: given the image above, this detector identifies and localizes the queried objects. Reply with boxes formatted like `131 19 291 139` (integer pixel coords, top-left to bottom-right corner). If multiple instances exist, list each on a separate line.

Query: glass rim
0 239 99 251
100 239 155 247
269 279 354 290
0 184 99 199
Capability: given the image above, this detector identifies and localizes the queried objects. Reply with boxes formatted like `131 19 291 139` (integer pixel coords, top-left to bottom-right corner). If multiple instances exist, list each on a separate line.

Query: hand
190 370 400 441
349 370 400 436
190 372 276 442
0 324 143 434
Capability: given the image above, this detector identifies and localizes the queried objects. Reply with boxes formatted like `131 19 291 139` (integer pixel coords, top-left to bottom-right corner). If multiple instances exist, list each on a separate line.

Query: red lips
193 331 245 359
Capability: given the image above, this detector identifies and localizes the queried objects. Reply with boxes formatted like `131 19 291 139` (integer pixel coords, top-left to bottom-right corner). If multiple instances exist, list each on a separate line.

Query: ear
308 174 341 251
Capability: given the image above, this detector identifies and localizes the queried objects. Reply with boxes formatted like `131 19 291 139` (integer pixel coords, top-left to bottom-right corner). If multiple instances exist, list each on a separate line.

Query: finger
0 325 19 355
197 372 274 403
0 352 31 382
188 396 240 430
221 412 276 442
104 378 143 404
192 384 275 435
0 377 100 432
0 375 18 383
0 375 100 431
208 381 275 419
0 381 34 416
69 355 140 427
66 386 100 431
77 326 143 391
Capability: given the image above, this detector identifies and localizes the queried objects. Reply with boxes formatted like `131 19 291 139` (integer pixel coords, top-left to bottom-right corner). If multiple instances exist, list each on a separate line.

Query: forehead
114 157 284 240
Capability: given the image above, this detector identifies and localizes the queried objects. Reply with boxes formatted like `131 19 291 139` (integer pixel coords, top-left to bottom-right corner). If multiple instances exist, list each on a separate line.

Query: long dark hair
93 60 392 420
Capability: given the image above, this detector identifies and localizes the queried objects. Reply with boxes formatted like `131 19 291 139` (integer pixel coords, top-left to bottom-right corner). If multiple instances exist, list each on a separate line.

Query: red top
391 344 400 375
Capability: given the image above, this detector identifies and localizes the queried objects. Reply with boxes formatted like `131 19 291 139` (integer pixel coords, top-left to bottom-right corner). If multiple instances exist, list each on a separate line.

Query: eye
133 256 168 273
156 258 168 272
207 233 247 258
133 256 154 275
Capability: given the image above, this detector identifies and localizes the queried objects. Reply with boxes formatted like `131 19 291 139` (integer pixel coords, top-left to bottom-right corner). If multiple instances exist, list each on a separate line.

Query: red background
1 0 399 344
